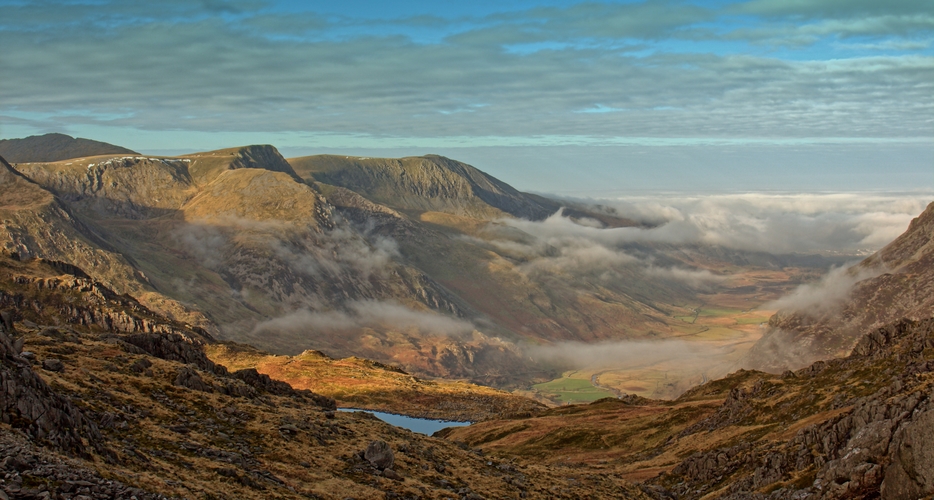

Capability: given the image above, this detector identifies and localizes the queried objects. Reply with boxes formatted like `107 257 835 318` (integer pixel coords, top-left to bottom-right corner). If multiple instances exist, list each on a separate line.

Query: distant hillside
289 154 559 220
745 200 934 371
0 133 138 163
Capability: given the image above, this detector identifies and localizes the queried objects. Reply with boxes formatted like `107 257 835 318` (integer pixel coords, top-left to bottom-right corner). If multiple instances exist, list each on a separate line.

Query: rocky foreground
0 251 650 499
443 317 934 499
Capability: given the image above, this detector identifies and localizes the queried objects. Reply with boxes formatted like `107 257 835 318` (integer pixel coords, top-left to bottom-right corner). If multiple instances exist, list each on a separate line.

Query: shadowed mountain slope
0 133 137 163
745 201 934 372
290 154 561 220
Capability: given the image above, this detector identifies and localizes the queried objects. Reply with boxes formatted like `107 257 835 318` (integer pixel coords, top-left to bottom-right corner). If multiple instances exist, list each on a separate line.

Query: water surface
338 408 471 435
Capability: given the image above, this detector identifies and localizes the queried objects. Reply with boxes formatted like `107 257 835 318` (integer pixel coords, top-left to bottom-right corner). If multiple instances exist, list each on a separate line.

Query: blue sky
1 0 932 193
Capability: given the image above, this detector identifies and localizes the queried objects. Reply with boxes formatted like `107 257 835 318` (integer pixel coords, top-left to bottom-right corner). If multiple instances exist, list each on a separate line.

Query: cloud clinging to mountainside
252 300 476 337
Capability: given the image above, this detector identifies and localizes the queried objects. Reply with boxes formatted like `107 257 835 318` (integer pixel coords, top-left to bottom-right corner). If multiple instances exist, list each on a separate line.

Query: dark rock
0 325 106 459
216 467 239 478
0 310 13 332
42 358 65 372
881 409 934 499
129 358 153 374
364 440 394 470
173 365 212 392
381 468 402 481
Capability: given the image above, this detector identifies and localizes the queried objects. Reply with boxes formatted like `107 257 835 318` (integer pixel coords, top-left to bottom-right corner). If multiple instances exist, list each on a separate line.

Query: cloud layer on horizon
468 192 930 286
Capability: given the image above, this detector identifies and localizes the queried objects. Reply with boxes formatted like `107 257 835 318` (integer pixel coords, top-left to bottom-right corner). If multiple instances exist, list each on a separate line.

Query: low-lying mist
528 339 727 371
252 300 476 338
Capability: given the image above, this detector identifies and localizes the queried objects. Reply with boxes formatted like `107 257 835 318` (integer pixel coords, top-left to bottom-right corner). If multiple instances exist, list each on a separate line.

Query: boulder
364 440 394 470
42 358 65 372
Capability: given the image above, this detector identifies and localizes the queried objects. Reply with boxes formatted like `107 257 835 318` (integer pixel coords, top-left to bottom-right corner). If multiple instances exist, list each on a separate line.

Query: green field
533 374 615 404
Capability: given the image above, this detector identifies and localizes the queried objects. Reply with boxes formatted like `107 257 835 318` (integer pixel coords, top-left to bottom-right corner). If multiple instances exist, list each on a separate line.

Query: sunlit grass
533 373 615 403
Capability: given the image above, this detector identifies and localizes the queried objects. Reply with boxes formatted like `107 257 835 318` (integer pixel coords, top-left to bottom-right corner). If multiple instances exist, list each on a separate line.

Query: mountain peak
185 144 302 185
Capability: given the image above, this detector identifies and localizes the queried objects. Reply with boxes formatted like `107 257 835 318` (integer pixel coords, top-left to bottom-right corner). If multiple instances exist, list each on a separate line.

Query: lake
338 409 472 435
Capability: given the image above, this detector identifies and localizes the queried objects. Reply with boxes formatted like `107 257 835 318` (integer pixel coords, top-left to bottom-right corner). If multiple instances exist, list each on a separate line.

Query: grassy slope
205 342 545 421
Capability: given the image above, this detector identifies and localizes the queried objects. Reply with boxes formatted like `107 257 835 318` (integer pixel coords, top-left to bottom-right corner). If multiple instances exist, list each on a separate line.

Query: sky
1 0 932 193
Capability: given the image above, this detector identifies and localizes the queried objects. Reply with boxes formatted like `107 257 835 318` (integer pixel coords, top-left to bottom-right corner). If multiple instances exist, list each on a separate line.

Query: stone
173 365 212 392
0 311 14 332
128 358 152 374
364 440 394 470
42 358 65 372
882 410 934 500
382 468 402 481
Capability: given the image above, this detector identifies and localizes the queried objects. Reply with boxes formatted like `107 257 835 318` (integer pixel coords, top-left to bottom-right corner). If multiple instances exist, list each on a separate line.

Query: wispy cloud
762 263 883 317
172 215 400 280
252 300 476 337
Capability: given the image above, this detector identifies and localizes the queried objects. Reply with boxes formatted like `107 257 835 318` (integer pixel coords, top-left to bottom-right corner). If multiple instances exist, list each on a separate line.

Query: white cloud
644 266 725 289
762 263 883 317
467 194 928 290
564 193 931 254
172 215 400 279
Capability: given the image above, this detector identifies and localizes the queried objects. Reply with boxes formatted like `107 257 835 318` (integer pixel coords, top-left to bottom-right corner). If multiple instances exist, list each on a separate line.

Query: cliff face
654 318 934 500
745 201 934 372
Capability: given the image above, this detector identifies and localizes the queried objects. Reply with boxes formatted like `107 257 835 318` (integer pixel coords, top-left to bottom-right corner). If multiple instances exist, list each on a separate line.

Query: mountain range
1 134 825 389
1 133 933 498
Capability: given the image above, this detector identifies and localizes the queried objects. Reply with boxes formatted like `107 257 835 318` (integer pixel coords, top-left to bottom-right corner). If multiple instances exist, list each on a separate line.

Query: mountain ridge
291 153 575 221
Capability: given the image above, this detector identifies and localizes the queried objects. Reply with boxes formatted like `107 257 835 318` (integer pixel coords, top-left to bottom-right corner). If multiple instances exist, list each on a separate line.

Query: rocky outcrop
882 409 934 499
0 431 168 500
652 318 934 499
363 440 395 470
0 312 104 458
